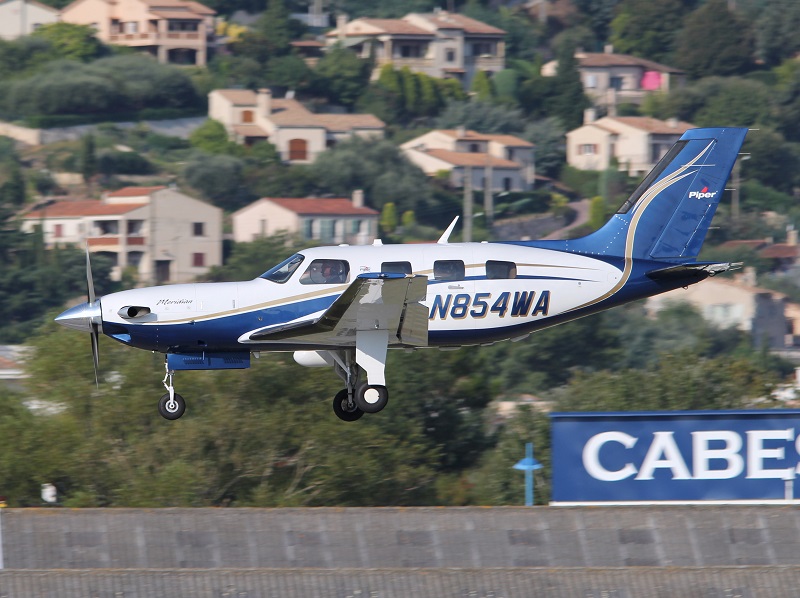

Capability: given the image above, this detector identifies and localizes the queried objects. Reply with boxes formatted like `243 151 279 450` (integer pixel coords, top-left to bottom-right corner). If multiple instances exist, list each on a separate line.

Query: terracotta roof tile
312 114 385 131
265 197 379 216
214 89 257 105
578 52 683 73
149 9 203 19
332 18 433 36
760 244 800 259
232 124 269 137
107 186 166 197
424 149 520 168
415 12 505 35
24 201 144 218
291 40 324 47
719 239 769 250
606 116 694 134
439 129 533 146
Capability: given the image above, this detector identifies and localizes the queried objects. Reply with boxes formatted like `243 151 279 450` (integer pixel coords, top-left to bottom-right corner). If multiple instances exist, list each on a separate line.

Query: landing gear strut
158 362 186 420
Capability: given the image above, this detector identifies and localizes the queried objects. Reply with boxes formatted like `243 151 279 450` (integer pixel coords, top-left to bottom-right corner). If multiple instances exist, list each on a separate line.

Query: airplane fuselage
97 241 685 355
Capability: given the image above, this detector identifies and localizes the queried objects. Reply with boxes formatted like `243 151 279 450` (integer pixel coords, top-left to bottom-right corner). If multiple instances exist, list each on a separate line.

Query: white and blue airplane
56 126 748 422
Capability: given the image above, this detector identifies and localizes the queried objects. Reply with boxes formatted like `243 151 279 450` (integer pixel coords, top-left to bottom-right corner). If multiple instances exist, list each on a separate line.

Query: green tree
548 43 589 130
436 100 525 134
609 0 684 63
470 70 494 102
588 195 606 230
2 158 26 205
183 152 253 210
754 1 800 67
79 133 96 184
380 202 398 234
309 137 432 212
673 0 755 79
189 119 239 155
31 23 106 62
314 47 371 107
399 67 420 115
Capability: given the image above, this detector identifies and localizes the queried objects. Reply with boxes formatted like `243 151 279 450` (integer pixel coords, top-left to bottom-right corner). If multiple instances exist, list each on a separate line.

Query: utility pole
483 157 494 233
463 165 473 242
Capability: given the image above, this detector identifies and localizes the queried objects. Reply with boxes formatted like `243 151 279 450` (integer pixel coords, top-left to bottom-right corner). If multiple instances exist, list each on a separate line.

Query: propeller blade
90 323 100 388
86 244 99 387
86 244 95 304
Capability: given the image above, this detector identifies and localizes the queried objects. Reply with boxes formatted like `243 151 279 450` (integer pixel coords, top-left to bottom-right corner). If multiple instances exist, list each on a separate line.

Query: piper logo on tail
689 186 717 200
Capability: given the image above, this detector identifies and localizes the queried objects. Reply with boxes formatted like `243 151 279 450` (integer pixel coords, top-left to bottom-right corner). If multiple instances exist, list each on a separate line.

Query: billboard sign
551 410 800 505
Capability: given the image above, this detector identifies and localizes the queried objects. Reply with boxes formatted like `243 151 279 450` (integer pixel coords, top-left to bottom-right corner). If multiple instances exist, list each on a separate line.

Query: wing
246 273 429 347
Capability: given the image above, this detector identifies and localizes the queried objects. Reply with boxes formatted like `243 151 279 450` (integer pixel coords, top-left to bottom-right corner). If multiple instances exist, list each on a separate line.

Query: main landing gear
328 333 390 422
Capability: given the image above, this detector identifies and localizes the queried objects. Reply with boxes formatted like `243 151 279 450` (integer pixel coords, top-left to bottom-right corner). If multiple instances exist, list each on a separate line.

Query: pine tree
80 133 96 185
550 44 589 130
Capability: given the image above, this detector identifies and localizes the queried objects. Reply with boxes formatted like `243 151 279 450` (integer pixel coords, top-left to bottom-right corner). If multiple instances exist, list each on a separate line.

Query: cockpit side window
300 259 350 285
260 254 304 283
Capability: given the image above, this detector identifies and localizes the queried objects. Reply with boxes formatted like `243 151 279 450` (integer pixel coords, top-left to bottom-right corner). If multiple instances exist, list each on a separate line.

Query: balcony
87 236 147 247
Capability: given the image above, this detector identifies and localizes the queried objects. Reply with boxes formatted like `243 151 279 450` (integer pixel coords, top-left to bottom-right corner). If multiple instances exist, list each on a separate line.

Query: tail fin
567 127 748 261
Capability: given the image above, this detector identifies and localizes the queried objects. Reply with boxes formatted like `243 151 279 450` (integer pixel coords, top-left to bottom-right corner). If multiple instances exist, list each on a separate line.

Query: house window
193 222 205 236
242 110 254 123
400 45 421 58
351 220 361 234
193 253 205 267
469 143 480 153
580 144 598 155
446 49 456 62
503 177 512 191
54 224 63 238
124 21 138 33
320 219 335 243
585 74 597 88
289 139 308 161
472 42 491 56
610 76 623 90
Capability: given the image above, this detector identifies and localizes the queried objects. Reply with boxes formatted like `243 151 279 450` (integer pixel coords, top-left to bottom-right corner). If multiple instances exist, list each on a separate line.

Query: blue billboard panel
551 410 800 504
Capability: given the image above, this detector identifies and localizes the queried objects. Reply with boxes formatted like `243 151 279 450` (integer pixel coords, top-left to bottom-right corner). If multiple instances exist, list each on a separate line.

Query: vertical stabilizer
566 127 748 261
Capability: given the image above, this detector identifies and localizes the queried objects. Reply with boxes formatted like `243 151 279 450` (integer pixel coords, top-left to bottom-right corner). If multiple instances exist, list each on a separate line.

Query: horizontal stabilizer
646 261 741 282
248 273 429 346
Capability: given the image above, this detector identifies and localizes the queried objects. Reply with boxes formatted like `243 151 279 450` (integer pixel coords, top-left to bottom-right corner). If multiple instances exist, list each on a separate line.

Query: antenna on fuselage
437 216 459 244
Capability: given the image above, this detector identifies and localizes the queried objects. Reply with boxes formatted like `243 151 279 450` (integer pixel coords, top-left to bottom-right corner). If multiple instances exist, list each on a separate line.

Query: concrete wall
3 506 800 597
4 506 800 570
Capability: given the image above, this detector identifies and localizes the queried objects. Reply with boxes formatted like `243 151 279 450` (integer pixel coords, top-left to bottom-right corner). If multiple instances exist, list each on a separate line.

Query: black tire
355 384 389 413
158 392 186 420
332 389 364 422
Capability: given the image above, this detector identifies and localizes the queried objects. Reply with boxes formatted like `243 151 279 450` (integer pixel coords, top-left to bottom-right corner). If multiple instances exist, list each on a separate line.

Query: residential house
542 46 685 114
0 0 59 39
208 88 385 162
646 271 792 349
21 186 222 284
60 0 216 66
566 115 694 176
232 191 379 245
401 128 535 191
325 10 505 89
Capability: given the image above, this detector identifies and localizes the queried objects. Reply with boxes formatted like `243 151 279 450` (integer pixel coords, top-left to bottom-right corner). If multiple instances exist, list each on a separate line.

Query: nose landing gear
158 362 186 420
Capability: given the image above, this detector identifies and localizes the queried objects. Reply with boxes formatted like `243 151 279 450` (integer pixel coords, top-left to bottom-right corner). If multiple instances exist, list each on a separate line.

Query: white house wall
0 0 59 39
232 201 298 243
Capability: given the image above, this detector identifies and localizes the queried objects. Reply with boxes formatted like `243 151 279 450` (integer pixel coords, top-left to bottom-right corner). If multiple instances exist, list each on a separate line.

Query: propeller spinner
55 246 102 385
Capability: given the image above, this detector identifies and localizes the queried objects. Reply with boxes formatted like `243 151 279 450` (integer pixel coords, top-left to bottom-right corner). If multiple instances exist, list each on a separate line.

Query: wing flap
248 273 429 346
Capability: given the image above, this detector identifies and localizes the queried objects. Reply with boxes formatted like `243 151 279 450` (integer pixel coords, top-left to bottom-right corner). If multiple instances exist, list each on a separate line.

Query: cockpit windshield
260 254 304 283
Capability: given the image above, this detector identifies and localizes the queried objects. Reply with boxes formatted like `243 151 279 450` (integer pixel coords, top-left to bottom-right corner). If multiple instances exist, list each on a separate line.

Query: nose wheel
159 362 186 420
158 392 186 420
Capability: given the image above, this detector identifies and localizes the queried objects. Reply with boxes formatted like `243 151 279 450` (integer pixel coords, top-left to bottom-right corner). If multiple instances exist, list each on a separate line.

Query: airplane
55 126 749 422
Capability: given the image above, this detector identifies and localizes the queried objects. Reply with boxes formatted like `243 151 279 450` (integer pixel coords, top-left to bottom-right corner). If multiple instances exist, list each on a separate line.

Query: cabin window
434 260 465 281
300 259 350 285
260 253 304 283
382 261 412 275
486 260 516 279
